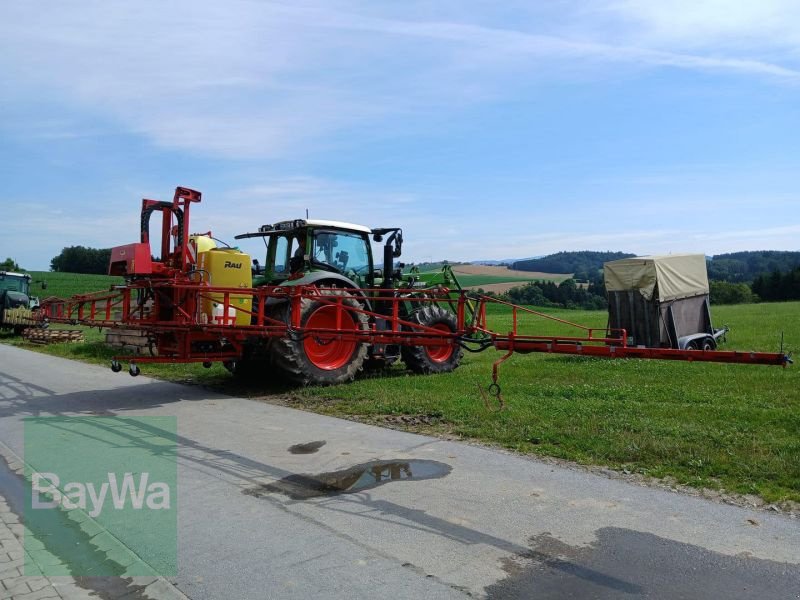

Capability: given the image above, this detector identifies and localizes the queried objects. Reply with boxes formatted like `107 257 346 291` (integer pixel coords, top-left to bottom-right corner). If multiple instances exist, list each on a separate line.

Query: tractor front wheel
270 289 368 385
401 306 463 374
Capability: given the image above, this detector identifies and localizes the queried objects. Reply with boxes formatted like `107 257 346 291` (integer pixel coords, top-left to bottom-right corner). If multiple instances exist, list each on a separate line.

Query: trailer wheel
688 337 715 351
270 289 368 385
401 306 462 374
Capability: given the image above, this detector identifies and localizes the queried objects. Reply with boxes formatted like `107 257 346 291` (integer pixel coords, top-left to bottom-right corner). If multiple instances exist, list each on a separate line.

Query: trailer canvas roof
604 254 709 302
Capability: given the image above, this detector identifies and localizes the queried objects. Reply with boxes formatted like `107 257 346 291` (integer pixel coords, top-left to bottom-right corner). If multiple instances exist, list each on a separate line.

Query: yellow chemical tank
197 246 252 326
191 234 217 256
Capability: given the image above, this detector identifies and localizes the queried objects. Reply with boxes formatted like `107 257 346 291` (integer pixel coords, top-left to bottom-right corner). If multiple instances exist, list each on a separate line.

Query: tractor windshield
0 275 29 294
311 230 370 276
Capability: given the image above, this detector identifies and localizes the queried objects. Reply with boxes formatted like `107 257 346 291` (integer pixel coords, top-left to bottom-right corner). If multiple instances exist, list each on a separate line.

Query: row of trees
50 246 112 275
512 250 800 283
707 251 800 283
708 281 757 305
500 279 607 310
34 247 800 306
496 269 798 310
505 249 800 308
0 258 23 272
752 268 800 301
512 251 634 275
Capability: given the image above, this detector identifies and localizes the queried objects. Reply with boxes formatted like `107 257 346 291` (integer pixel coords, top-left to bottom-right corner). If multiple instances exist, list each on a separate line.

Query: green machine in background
0 271 43 334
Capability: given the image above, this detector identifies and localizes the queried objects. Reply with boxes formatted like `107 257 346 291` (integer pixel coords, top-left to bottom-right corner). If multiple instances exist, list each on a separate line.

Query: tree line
707 251 800 283
511 251 634 277
502 279 608 310
50 246 112 275
751 267 800 302
37 246 800 306
489 265 799 310
502 249 800 308
1 258 23 272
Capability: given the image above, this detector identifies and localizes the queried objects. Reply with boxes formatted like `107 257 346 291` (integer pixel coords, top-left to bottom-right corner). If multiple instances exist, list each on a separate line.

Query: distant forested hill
511 251 635 279
707 251 800 283
510 250 800 283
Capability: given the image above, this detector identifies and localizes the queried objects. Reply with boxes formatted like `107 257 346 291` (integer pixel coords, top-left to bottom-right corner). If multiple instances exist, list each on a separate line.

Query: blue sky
1 1 799 270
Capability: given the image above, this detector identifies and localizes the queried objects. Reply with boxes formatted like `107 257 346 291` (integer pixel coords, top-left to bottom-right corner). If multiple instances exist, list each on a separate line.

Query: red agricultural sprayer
38 187 791 406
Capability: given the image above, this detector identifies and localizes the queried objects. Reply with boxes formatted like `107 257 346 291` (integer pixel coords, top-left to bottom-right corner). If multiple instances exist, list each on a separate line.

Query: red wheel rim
426 323 454 363
304 305 358 370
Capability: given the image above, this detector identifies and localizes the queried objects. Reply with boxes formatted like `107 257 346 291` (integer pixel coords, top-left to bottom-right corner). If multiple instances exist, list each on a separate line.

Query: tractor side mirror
393 234 403 258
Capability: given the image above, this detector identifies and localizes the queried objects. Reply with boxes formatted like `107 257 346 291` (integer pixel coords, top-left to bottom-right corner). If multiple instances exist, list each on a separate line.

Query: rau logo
223 260 242 269
32 472 171 518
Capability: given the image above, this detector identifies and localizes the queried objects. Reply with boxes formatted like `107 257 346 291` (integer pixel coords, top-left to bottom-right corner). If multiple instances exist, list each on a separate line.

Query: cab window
0 275 27 293
272 236 290 274
312 231 369 275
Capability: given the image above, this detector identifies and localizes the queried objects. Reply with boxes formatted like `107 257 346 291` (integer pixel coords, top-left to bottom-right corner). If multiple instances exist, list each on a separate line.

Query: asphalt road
1 345 799 599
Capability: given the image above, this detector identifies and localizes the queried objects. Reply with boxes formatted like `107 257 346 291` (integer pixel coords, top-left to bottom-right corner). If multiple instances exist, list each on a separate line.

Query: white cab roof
304 219 372 234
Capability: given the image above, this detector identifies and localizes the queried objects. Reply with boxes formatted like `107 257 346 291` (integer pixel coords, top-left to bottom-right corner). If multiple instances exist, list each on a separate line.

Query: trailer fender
678 333 716 351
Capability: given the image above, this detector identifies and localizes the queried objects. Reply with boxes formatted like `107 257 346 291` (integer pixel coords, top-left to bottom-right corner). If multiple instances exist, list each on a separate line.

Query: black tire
688 337 715 351
225 342 269 379
270 289 368 385
401 306 462 374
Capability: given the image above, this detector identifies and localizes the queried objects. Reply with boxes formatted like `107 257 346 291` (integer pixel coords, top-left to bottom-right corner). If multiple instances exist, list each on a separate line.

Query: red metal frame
109 187 202 278
35 186 790 394
38 283 790 368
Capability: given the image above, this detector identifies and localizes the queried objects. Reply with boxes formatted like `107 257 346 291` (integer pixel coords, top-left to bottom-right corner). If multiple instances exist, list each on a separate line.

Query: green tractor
0 271 43 334
234 219 464 384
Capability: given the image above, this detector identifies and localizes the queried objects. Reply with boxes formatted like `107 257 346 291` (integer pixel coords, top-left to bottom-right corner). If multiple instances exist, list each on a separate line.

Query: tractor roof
0 271 31 279
270 219 371 234
304 219 372 234
237 219 373 240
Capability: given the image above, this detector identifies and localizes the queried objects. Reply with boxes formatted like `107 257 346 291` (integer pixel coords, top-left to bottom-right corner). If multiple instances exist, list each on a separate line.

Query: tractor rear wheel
401 306 462 374
270 289 368 385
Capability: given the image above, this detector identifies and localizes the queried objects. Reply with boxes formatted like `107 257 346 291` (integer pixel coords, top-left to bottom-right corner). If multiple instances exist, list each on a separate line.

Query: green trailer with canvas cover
604 254 727 350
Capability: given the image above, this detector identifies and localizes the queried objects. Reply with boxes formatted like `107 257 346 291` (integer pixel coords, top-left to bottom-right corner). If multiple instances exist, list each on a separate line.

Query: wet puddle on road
288 440 327 454
244 459 451 500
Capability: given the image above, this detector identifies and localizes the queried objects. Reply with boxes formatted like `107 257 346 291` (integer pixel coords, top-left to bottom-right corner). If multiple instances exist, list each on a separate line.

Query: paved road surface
1 345 798 599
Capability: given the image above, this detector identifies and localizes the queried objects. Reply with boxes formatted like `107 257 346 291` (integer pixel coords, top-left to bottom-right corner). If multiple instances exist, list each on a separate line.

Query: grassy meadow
296 301 799 503
415 271 565 288
2 273 798 503
28 271 123 299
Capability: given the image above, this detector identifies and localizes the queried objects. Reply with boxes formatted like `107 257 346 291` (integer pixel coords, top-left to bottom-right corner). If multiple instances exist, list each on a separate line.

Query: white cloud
607 1 800 50
2 1 798 268
1 1 799 160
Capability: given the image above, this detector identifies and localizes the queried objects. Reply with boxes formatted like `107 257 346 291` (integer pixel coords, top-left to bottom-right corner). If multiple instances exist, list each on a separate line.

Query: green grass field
28 271 123 299
28 269 549 296
293 302 799 503
3 285 798 503
416 271 561 287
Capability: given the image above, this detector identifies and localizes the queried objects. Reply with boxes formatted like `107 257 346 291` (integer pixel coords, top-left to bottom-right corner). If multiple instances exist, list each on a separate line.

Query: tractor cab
237 219 403 290
0 271 32 298
0 272 35 332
